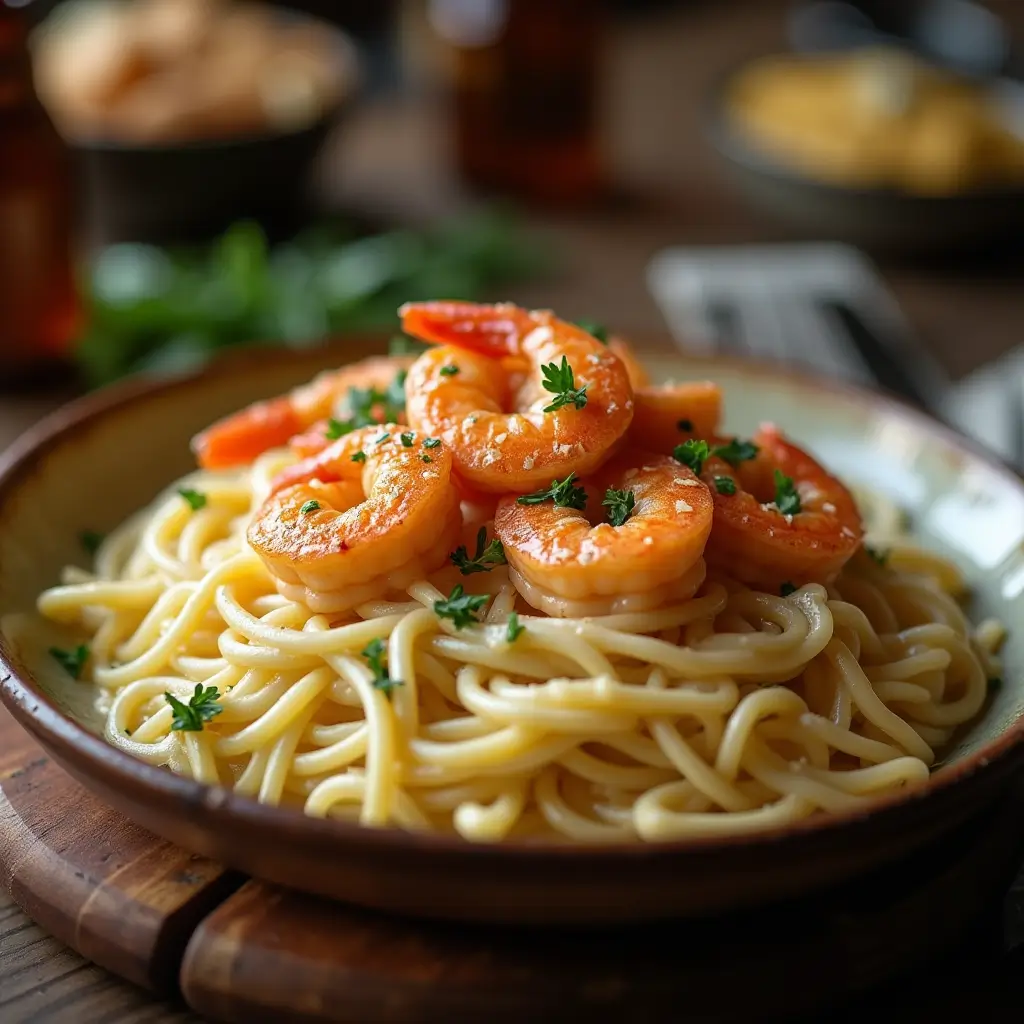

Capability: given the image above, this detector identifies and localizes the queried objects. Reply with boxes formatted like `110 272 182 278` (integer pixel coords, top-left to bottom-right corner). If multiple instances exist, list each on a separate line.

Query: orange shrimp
494 453 713 617
192 355 413 470
700 424 863 590
628 381 723 452
248 425 462 613
399 301 634 493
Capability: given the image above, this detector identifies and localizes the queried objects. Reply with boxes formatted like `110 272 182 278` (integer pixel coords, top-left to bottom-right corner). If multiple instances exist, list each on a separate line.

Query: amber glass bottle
0 1 78 382
429 0 602 205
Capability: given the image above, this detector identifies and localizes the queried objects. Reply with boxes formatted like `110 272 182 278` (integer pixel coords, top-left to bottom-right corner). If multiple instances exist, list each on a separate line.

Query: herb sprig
773 471 802 516
165 684 223 732
451 527 507 575
362 638 403 698
602 488 636 527
517 473 588 510
434 584 489 629
541 356 589 412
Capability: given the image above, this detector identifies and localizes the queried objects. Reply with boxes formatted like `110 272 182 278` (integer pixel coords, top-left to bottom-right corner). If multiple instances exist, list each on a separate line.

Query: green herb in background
75 209 550 387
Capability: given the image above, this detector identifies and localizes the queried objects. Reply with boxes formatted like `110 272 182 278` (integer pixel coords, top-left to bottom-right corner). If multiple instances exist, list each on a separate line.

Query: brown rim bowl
2 338 1023 925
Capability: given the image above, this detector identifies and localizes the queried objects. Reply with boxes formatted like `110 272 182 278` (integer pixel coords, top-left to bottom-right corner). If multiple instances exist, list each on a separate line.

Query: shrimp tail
192 396 305 470
400 301 534 358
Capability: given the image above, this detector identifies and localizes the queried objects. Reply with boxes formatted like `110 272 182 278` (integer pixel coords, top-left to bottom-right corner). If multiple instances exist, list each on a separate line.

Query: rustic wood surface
2 0 1024 1020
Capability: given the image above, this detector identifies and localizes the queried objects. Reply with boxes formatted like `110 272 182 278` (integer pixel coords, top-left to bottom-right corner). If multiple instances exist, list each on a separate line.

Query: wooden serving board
3 700 1024 1023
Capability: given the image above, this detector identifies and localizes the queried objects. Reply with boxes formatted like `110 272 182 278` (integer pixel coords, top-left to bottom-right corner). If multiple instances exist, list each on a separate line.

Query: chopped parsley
574 319 609 344
780 581 797 597
351 451 367 463
450 526 507 575
300 500 321 515
423 437 441 449
677 419 693 432
362 638 403 698
673 438 710 475
347 370 407 428
439 364 460 378
541 356 589 412
712 439 759 467
517 472 588 510
80 530 105 556
713 475 736 495
421 454 432 463
50 644 89 679
865 545 890 567
506 611 525 643
374 432 390 445
165 684 223 732
399 431 415 447
602 487 635 527
773 470 802 516
434 584 489 630
178 488 207 511
325 417 354 440
989 676 1003 691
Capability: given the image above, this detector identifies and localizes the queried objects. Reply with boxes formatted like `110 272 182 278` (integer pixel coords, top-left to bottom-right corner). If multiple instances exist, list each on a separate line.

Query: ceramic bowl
704 59 1024 256
2 341 1023 925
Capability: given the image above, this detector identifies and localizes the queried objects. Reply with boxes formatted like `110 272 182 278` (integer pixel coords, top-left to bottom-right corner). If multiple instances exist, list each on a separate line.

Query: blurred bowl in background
704 49 1024 255
33 0 360 243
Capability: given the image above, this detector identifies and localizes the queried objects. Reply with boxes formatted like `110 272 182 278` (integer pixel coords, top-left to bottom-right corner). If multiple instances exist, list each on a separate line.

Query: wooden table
3 1 1024 1020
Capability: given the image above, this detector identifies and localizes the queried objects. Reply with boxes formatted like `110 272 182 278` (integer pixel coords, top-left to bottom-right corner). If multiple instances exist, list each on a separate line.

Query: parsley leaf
50 644 89 679
439 364 460 378
713 475 736 495
780 581 797 597
574 320 609 344
423 437 441 449
773 470 802 515
434 584 489 629
541 356 589 412
165 684 223 732
374 432 390 445
80 530 105 556
865 545 890 567
178 488 207 511
351 451 366 463
677 418 693 432
602 487 635 527
300 500 321 515
400 431 415 447
362 637 403 698
713 439 759 466
421 454 432 463
325 417 354 440
506 611 525 642
673 438 710 475
451 526 507 575
517 472 588 510
347 370 407 429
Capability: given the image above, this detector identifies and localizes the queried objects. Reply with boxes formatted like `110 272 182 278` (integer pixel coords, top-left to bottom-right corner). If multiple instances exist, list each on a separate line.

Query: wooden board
4 701 1024 1023
0 703 241 996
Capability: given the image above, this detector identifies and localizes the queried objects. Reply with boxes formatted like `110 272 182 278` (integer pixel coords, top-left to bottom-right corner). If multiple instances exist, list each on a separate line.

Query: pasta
18 302 1005 844
24 451 1000 843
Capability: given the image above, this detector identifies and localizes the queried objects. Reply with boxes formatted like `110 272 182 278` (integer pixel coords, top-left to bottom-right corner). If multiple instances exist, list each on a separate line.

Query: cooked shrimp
607 336 650 388
248 426 462 613
193 356 413 469
494 453 713 617
628 381 723 452
701 424 862 590
399 301 634 493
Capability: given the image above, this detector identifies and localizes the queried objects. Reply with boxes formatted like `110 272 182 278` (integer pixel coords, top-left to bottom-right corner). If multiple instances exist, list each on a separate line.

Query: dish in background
31 0 360 242
705 49 1024 253
33 0 355 144
1 341 1022 923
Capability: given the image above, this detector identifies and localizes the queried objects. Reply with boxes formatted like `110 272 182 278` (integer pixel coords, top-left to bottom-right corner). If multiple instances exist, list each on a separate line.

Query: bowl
704 57 1024 256
2 340 1023 925
38 7 361 244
